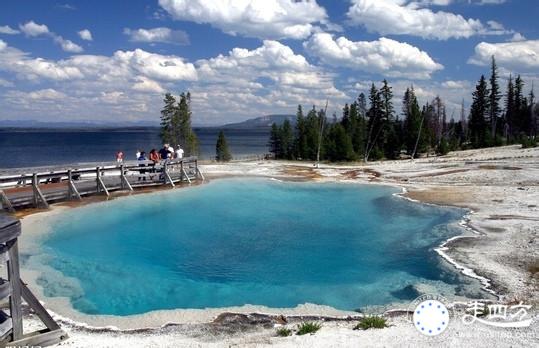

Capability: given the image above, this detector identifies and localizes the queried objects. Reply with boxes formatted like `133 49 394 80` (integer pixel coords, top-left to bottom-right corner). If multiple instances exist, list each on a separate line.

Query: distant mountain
0 119 159 129
222 114 295 129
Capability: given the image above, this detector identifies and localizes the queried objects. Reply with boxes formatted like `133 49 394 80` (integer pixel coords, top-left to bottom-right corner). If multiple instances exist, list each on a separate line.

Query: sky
0 0 537 126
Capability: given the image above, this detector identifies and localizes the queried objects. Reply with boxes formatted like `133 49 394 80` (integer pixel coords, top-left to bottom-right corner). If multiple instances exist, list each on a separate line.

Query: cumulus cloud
510 33 526 42
19 21 50 37
346 0 508 40
78 29 93 41
304 33 443 79
158 0 329 40
123 27 189 45
53 36 83 53
28 88 67 100
0 38 348 124
0 25 20 35
468 40 539 70
18 20 83 53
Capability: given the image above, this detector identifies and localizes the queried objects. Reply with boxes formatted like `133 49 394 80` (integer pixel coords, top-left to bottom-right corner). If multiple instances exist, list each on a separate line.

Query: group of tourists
115 144 184 164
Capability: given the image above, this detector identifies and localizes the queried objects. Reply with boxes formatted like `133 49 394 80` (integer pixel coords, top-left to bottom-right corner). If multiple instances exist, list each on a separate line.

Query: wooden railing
0 214 67 346
0 157 204 211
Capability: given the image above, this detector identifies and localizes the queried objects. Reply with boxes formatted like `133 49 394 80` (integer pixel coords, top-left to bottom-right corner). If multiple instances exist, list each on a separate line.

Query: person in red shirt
116 150 124 163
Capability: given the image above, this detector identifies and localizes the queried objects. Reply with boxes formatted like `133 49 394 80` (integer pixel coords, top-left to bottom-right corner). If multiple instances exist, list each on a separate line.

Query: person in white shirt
176 145 184 159
168 145 174 158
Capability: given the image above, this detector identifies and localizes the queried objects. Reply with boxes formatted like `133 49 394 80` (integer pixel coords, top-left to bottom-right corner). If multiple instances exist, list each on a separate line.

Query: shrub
354 315 388 330
297 322 321 335
276 327 292 337
520 135 537 149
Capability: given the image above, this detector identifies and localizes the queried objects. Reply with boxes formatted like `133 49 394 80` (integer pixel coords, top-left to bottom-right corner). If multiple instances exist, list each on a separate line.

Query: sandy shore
13 145 539 347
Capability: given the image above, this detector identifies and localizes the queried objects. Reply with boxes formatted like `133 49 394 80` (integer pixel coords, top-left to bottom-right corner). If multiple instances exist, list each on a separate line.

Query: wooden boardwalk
0 157 204 211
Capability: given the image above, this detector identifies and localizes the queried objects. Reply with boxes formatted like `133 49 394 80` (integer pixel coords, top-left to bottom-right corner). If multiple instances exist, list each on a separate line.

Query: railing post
31 173 48 209
119 164 133 192
96 167 100 193
1 215 67 347
67 170 81 200
6 238 23 340
162 163 175 187
180 160 184 182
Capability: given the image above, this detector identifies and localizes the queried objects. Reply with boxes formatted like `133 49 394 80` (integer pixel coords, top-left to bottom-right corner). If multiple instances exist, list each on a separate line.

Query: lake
0 127 270 169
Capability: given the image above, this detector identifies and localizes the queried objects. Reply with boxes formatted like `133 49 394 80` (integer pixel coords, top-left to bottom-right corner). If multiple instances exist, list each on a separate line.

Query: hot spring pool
25 178 483 316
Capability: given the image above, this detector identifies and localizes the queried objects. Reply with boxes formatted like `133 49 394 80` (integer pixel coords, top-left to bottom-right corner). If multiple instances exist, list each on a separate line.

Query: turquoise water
30 178 478 316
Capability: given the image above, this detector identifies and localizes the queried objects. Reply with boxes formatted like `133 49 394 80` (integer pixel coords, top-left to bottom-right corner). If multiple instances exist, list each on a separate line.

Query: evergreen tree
269 123 282 158
160 93 176 145
160 92 199 156
325 123 355 161
403 87 425 156
505 75 515 141
294 105 307 159
176 92 199 156
365 83 383 161
488 56 502 140
281 119 294 159
215 130 232 162
469 75 489 148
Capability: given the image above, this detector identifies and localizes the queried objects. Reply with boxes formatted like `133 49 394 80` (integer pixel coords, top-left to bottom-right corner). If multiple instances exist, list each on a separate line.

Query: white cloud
123 27 189 45
0 25 20 35
158 0 328 40
0 39 348 125
441 80 470 89
192 40 349 124
19 21 50 37
132 76 165 93
53 36 83 53
468 40 539 70
346 0 507 40
115 49 197 81
19 20 84 53
78 29 93 41
28 88 67 100
0 77 13 87
510 33 526 42
304 33 443 79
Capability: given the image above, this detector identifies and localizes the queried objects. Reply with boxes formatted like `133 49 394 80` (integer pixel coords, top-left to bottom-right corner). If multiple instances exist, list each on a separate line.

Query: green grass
276 327 292 337
354 316 388 330
296 322 321 335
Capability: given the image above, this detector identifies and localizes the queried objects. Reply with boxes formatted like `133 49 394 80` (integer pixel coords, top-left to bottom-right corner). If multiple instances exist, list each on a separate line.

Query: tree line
269 56 538 161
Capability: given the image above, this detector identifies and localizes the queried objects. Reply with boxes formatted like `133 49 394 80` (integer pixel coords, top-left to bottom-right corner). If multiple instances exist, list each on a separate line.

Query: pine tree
269 123 282 158
403 87 425 156
488 56 501 141
215 130 232 162
281 119 294 159
505 75 515 141
160 93 176 145
469 75 489 148
365 83 383 161
160 92 199 156
294 105 307 159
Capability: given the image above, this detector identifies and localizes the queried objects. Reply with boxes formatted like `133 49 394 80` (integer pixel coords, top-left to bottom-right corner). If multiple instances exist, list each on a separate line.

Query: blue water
0 128 270 169
30 179 477 316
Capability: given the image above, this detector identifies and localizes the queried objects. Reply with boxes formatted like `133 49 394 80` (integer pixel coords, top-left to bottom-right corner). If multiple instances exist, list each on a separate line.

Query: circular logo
412 299 449 336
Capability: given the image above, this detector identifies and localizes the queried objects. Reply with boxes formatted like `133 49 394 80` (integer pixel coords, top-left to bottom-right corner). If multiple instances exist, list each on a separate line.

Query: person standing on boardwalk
149 149 159 172
116 150 124 163
176 145 184 159
159 144 171 163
